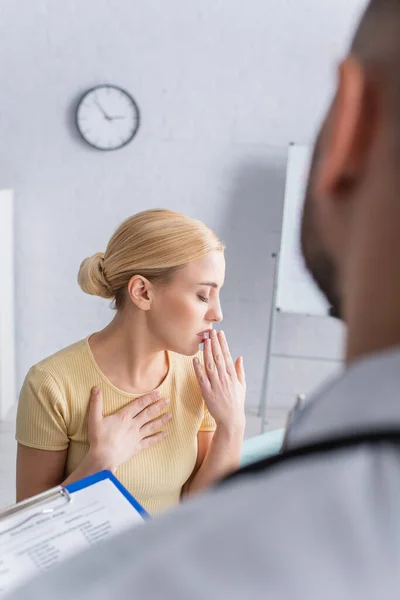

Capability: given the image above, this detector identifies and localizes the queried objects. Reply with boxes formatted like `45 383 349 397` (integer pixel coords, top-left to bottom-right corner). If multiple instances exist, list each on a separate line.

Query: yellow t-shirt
16 338 216 515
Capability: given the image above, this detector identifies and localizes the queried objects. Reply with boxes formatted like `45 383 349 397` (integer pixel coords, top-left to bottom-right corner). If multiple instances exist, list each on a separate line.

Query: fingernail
211 329 217 337
164 398 170 405
153 390 161 399
194 357 200 364
162 432 168 438
92 387 100 396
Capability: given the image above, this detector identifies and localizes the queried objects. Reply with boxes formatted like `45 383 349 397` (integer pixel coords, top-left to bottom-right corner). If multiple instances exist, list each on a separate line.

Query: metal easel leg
258 253 279 434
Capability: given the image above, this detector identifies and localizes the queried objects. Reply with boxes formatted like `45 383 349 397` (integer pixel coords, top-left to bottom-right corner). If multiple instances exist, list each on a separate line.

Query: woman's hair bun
77 252 114 299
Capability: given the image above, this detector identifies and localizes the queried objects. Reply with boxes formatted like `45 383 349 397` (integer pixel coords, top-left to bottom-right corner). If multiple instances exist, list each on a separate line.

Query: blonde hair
78 209 224 308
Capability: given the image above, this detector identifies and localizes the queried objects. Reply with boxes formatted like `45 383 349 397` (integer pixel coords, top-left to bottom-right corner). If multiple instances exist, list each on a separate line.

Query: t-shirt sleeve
199 402 216 432
16 365 69 451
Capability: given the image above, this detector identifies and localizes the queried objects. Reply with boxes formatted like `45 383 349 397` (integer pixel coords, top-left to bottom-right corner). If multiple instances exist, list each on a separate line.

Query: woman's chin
187 343 202 357
168 340 201 357
186 341 203 357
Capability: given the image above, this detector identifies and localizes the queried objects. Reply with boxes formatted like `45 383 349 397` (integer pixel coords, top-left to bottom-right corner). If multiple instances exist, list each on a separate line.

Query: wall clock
76 84 140 151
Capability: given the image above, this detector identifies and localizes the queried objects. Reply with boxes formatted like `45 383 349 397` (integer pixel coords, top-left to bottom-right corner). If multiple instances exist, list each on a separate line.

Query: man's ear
315 55 372 201
127 275 153 311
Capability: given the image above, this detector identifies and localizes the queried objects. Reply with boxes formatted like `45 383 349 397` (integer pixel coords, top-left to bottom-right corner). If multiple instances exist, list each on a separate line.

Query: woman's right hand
86 387 171 473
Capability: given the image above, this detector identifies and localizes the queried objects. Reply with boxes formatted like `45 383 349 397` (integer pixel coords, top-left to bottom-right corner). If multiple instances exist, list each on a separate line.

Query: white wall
0 0 366 411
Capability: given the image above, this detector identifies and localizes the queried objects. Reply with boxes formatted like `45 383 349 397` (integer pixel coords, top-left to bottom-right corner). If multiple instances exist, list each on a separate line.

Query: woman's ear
127 275 153 311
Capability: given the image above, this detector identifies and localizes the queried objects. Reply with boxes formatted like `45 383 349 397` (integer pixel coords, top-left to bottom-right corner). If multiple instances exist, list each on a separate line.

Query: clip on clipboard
0 470 147 598
0 486 72 537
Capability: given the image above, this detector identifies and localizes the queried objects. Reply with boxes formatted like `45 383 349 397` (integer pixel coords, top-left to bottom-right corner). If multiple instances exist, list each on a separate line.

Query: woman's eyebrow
197 281 218 288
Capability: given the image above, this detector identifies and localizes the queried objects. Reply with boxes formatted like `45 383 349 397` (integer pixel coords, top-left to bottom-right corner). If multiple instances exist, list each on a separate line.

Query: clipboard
65 470 148 518
0 470 147 597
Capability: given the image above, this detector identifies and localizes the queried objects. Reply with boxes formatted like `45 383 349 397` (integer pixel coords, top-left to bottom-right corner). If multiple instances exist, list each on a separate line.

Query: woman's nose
208 303 223 323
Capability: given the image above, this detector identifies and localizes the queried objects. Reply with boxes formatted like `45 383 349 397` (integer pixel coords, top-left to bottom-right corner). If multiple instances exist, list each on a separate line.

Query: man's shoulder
11 445 400 600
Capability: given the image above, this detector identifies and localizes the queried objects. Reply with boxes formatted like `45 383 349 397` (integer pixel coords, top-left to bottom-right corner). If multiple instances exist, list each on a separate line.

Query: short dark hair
352 0 400 65
350 0 400 129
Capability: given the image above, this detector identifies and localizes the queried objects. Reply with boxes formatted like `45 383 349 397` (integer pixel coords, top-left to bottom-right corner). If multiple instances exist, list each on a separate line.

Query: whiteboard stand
0 190 16 421
258 144 331 434
258 252 279 433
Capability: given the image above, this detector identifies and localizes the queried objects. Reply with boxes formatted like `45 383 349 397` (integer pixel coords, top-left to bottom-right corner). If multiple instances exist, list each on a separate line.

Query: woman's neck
89 310 169 395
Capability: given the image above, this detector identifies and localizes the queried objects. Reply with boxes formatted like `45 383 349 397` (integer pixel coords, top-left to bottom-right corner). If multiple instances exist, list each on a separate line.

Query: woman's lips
197 330 212 343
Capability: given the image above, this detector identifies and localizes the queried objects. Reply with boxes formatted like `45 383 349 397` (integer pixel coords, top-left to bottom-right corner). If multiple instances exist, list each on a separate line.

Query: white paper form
0 478 144 597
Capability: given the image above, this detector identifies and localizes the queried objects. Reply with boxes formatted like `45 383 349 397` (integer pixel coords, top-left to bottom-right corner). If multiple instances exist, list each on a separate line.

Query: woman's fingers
140 412 172 437
193 355 212 395
135 398 170 427
218 331 235 376
203 337 219 384
235 356 246 387
88 387 104 427
210 329 226 378
198 330 237 387
140 431 168 450
120 390 164 420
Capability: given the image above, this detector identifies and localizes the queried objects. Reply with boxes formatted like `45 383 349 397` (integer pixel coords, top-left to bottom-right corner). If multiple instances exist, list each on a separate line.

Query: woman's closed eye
198 295 209 303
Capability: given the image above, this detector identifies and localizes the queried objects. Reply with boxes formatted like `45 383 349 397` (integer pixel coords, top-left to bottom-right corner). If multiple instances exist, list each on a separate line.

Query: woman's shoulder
26 338 89 385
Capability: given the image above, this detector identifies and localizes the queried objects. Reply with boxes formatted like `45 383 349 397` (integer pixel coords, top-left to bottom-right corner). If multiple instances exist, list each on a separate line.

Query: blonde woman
16 209 246 515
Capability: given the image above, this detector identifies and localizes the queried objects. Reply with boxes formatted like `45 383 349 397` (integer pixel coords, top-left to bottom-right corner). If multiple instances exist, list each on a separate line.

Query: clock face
76 85 140 151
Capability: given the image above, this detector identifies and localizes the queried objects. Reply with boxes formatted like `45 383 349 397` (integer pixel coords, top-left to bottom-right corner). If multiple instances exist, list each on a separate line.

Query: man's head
301 0 400 355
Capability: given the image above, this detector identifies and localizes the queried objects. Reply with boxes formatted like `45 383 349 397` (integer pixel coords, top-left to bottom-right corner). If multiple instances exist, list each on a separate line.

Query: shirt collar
286 345 400 448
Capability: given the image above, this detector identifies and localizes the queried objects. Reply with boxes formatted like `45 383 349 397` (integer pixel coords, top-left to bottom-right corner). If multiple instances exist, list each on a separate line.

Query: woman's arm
16 442 122 502
182 425 244 497
16 444 68 502
16 442 118 502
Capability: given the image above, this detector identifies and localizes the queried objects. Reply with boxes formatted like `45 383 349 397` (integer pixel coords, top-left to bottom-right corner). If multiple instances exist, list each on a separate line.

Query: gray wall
0 0 365 409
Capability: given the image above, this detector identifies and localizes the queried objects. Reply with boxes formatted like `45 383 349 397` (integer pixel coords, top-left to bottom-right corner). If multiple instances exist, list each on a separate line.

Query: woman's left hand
193 330 246 432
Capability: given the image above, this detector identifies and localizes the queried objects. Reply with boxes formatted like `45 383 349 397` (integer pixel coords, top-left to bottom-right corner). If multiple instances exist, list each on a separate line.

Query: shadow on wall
218 159 287 409
219 159 286 303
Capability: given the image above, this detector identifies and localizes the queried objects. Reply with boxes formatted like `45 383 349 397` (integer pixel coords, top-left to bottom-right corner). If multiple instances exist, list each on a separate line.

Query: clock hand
109 115 127 121
94 94 112 121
